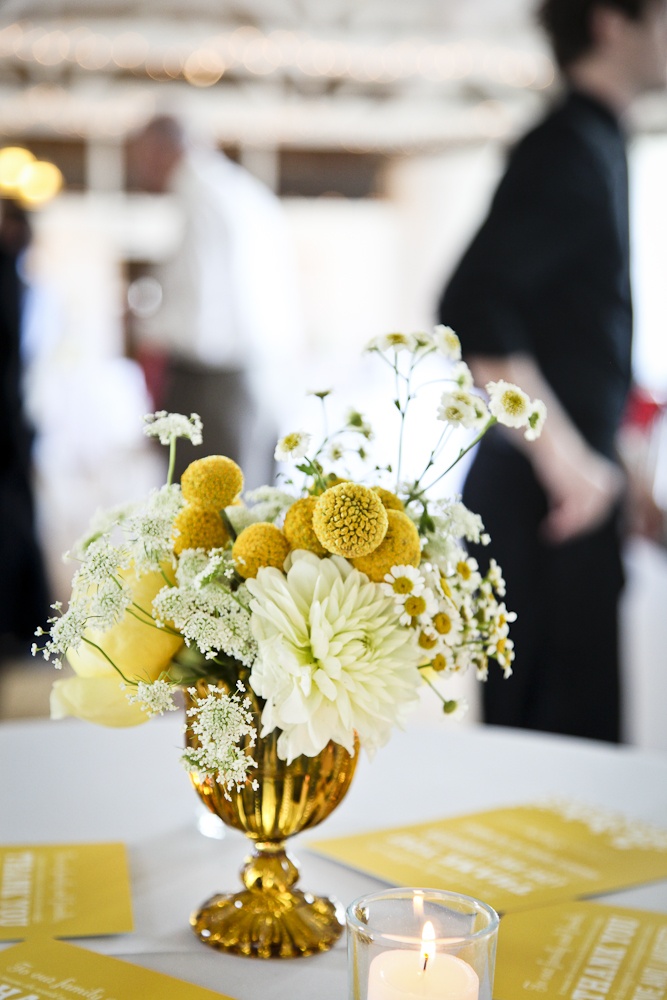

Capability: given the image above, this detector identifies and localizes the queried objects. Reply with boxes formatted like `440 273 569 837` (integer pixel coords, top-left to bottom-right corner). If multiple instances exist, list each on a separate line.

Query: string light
0 146 63 205
0 146 35 193
16 159 63 205
0 20 554 93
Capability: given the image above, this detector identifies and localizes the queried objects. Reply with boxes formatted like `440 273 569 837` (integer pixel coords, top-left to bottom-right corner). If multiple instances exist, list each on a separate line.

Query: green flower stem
419 668 447 706
301 456 328 493
220 508 237 542
81 636 135 686
413 425 450 487
418 416 497 498
166 435 177 487
125 606 182 636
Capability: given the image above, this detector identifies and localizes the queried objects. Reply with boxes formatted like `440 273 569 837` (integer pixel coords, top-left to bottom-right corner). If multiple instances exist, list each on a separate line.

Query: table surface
1 714 666 998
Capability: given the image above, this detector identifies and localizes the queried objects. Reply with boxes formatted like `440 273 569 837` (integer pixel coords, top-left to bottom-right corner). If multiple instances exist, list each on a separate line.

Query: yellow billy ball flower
181 455 243 510
373 486 404 512
232 523 291 579
283 496 327 556
172 501 228 555
312 482 388 559
351 510 421 583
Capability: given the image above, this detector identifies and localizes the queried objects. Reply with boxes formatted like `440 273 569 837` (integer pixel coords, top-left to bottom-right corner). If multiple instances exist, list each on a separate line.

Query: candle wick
423 954 429 973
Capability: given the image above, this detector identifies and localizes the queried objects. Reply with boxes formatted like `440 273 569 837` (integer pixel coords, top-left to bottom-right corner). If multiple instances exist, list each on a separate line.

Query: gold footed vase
186 689 359 959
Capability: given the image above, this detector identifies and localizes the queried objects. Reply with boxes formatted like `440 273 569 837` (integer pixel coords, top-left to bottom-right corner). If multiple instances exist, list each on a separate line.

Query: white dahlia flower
246 550 420 763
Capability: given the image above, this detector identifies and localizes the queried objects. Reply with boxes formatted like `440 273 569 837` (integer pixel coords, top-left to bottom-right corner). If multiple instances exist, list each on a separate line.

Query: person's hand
539 447 625 544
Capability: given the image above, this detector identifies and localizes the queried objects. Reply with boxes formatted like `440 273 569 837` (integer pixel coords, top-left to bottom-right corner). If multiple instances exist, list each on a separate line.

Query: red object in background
622 384 666 432
135 345 169 411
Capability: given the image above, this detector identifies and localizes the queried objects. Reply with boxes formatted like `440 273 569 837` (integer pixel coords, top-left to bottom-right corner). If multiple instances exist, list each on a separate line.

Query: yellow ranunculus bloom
59 568 183 727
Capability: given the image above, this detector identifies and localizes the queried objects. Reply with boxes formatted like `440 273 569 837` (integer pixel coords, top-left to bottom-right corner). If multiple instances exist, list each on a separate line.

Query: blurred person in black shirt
439 0 667 742
0 200 50 656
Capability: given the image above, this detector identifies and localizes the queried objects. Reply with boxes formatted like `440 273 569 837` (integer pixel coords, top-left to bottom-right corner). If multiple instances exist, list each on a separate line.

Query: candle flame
421 920 436 972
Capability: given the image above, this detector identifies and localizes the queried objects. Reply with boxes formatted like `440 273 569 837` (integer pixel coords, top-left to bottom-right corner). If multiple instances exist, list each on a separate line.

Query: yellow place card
0 938 231 999
311 802 667 913
494 901 667 1000
0 844 133 941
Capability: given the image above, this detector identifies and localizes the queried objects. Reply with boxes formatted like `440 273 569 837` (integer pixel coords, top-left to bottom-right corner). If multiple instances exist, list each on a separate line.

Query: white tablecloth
1 716 666 997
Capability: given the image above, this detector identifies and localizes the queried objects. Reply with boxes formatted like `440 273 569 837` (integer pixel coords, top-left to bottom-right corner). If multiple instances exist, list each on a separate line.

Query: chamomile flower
274 431 312 462
525 398 547 441
451 361 474 389
375 331 417 353
486 380 533 429
486 635 514 676
398 587 438 627
346 409 373 439
381 565 425 603
432 324 462 360
437 390 480 428
487 558 506 595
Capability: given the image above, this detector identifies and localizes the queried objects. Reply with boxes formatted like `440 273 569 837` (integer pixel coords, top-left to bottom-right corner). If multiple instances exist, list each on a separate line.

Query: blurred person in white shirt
129 115 302 487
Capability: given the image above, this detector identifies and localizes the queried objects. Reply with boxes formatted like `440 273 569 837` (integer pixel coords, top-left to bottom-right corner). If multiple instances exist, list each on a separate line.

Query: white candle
367 922 480 1000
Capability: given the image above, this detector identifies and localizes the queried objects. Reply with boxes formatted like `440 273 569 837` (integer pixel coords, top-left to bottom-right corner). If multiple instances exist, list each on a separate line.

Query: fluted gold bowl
185 685 359 958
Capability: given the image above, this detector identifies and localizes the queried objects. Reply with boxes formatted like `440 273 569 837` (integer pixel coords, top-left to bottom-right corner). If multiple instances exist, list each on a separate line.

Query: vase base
190 886 345 958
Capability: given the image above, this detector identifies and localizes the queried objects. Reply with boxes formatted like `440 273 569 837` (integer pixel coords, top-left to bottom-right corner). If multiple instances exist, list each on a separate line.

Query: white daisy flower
375 331 417 353
274 431 312 462
524 398 547 441
398 586 438 626
443 697 469 721
437 390 479 428
411 330 435 354
380 565 425 603
486 380 531 429
327 441 346 462
451 361 474 389
487 558 506 595
429 603 463 647
433 324 462 361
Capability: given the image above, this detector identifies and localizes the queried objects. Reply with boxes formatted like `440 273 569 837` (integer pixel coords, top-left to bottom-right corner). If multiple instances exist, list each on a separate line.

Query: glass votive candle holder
346 888 499 1000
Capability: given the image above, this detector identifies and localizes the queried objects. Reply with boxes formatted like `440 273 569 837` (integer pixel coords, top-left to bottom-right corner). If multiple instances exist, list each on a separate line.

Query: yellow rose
56 568 183 728
51 675 149 728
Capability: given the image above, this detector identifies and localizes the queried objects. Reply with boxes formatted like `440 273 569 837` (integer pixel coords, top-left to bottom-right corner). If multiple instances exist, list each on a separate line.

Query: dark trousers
463 434 623 743
161 359 275 490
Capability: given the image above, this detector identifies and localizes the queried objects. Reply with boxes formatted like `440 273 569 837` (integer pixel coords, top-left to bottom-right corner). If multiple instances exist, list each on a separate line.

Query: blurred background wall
1 0 667 746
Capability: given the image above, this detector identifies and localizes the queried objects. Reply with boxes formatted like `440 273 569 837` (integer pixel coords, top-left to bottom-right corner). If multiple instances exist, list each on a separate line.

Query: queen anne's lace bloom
246 551 420 762
128 679 178 717
144 410 203 446
181 686 258 799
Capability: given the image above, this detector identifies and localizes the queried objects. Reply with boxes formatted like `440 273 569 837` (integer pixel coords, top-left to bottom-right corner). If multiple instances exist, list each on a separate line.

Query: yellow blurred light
16 160 63 205
0 146 35 194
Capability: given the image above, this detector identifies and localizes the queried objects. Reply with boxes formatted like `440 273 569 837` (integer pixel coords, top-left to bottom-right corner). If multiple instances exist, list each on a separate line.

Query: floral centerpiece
33 325 544 958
